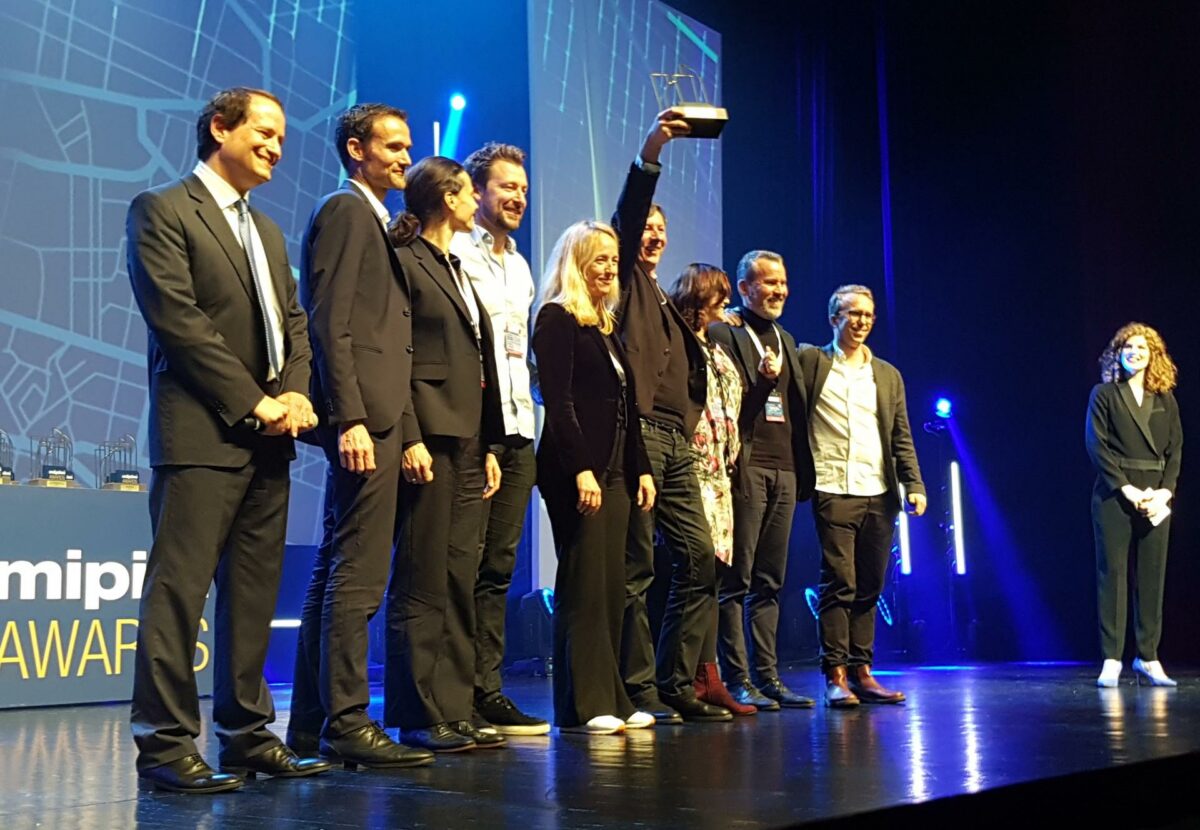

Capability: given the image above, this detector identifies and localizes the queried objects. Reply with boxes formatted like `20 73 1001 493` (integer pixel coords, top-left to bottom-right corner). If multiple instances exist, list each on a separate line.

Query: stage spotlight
450 92 467 111
935 397 953 419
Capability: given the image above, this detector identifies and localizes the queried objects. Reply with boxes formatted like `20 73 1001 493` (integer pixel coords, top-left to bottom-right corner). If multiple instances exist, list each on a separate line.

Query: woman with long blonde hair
1085 322 1182 688
532 220 657 733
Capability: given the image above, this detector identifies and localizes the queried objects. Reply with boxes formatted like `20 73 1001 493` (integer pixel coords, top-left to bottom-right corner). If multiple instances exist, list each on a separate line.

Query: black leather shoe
139 754 243 794
285 728 321 758
401 722 477 753
221 743 332 779
660 692 733 722
630 693 684 725
731 678 781 711
759 677 816 708
321 722 436 769
450 720 507 748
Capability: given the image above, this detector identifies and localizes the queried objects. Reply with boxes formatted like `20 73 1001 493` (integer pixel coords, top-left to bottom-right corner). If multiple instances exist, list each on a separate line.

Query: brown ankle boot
824 665 860 708
695 663 756 716
847 665 905 704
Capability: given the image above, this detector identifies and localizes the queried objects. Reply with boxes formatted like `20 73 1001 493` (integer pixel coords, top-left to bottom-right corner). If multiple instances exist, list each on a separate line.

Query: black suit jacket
797 344 924 509
300 184 413 435
395 238 503 444
532 303 650 490
708 319 816 501
611 162 707 437
1085 382 1182 496
126 174 311 468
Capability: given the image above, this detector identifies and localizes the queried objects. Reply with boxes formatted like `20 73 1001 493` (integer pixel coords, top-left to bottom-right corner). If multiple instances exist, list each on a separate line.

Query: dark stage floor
1 664 1197 829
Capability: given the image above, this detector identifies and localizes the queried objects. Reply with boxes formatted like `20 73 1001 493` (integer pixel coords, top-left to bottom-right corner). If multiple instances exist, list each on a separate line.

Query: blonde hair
1099 321 1178 394
537 221 620 334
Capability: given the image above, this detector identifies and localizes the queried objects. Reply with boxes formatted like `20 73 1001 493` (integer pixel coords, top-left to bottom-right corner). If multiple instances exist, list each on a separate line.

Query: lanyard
744 322 783 360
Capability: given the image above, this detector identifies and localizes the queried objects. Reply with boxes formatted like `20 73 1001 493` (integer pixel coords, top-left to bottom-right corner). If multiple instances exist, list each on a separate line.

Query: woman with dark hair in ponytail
382 156 507 751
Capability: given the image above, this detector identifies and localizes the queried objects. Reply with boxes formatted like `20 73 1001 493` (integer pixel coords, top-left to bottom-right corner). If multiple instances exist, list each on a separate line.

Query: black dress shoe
221 743 332 779
285 728 321 758
450 720 507 748
401 722 477 753
139 754 243 794
321 722 437 770
730 678 780 712
660 692 733 722
630 694 684 725
759 677 816 708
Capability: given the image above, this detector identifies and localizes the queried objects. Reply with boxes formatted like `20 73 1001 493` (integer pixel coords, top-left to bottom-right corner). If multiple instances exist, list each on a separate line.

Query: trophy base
27 478 82 488
102 482 147 492
676 104 728 138
0 476 15 486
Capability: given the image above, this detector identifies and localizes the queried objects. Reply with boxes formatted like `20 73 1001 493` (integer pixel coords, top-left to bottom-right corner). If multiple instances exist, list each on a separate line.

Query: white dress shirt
193 161 285 380
810 345 888 496
347 178 390 227
450 226 536 440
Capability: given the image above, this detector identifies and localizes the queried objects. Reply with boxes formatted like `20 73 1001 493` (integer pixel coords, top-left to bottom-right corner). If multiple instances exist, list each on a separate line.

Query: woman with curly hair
1085 322 1183 688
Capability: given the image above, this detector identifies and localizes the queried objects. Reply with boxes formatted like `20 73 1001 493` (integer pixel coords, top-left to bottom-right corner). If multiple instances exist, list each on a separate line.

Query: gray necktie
235 199 282 378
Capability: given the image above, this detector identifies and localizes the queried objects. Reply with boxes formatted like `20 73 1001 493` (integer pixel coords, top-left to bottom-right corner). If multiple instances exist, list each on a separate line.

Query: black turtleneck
744 308 793 471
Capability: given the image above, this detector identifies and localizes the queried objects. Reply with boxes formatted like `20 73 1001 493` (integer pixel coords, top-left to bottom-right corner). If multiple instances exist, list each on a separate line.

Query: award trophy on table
649 64 728 138
28 428 80 487
0 429 14 485
97 434 145 491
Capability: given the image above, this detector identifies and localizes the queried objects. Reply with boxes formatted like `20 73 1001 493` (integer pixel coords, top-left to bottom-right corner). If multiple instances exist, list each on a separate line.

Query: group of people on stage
123 85 1182 795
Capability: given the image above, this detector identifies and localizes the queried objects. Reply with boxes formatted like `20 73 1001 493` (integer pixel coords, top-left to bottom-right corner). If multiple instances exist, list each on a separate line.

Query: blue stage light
935 397 953 419
450 93 467 111
950 460 966 575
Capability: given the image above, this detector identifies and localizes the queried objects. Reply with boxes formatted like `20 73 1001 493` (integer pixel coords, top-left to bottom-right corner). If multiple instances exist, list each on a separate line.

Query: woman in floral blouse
669 264 756 715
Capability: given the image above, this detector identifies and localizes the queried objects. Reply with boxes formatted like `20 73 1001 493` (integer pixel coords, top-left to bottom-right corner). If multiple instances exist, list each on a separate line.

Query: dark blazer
797 344 925 509
611 162 707 437
708 319 816 501
300 184 412 434
395 238 503 444
1085 382 1182 496
126 174 311 468
532 302 651 490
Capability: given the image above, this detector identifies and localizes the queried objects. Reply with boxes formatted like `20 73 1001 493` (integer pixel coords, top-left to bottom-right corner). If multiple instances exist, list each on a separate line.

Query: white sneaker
625 711 656 729
559 715 626 734
1132 658 1177 687
1096 659 1122 688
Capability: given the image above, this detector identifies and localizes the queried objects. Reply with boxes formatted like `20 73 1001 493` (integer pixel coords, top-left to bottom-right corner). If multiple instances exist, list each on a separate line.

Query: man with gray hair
797 284 925 707
709 251 816 710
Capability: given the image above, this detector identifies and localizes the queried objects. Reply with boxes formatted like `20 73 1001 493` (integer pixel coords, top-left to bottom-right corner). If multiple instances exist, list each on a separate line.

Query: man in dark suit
611 111 731 723
289 104 433 769
709 251 816 711
797 284 926 708
127 87 328 792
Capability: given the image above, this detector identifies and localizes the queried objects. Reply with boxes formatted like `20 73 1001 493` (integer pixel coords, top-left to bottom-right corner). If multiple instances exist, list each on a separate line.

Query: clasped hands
252 392 316 437
1120 484 1172 521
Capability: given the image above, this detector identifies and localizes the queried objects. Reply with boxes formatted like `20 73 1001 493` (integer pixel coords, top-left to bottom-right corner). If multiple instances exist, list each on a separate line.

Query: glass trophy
650 64 728 138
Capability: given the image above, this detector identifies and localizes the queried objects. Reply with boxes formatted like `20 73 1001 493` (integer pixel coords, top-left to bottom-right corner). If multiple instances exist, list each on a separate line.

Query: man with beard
709 251 816 710
798 285 925 707
290 103 434 768
449 143 549 736
612 111 732 723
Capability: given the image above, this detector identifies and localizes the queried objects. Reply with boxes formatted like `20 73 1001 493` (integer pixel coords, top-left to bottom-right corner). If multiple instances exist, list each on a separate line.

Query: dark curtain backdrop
671 0 1198 664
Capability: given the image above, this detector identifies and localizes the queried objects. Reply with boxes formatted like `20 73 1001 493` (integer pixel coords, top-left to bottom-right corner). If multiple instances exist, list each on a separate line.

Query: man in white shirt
449 143 549 735
797 285 926 708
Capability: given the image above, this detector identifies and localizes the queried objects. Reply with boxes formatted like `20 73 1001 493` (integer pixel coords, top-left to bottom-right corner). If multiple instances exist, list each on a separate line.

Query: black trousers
545 461 636 727
473 440 535 698
718 466 797 684
385 435 486 730
290 423 403 738
813 492 897 671
131 453 289 770
1092 482 1171 661
622 420 716 701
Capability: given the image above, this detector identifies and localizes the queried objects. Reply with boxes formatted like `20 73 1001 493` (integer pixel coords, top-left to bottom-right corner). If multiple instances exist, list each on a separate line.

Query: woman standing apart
669 264 755 715
533 221 657 733
1086 322 1182 688
384 157 505 750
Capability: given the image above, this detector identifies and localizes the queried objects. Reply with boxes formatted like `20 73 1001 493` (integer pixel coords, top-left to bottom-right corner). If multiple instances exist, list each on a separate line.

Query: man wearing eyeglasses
798 284 926 708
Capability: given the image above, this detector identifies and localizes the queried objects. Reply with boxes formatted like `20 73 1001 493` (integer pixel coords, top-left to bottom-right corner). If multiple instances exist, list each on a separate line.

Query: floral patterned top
691 338 743 564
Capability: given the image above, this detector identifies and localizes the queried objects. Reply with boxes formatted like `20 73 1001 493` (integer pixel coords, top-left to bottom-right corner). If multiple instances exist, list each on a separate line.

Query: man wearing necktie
126 87 325 792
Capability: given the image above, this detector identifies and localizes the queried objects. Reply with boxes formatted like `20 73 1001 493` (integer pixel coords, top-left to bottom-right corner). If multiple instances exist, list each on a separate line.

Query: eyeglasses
842 310 875 322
